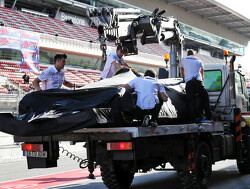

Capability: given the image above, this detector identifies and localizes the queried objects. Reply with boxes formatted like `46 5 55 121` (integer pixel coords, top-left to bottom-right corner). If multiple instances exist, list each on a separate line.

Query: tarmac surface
0 152 249 189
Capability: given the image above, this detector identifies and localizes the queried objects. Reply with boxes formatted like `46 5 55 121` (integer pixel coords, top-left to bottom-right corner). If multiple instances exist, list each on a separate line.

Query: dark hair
144 69 156 78
187 49 195 56
117 45 129 54
54 54 67 63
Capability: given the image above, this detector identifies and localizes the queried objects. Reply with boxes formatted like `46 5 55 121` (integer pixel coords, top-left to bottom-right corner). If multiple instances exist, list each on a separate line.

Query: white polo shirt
128 76 166 110
180 55 204 83
38 65 65 90
100 52 126 79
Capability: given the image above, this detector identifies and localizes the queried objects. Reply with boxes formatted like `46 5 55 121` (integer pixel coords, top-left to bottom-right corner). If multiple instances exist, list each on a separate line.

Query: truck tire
178 141 212 189
194 141 212 188
237 161 250 174
178 170 196 189
101 161 135 189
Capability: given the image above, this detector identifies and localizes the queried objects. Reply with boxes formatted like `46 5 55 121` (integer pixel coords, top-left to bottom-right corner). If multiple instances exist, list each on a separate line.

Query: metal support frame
86 136 96 179
187 134 195 171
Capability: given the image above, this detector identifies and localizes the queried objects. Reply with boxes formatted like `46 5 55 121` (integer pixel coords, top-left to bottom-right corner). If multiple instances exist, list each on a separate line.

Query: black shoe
149 120 158 127
142 115 150 127
195 117 202 123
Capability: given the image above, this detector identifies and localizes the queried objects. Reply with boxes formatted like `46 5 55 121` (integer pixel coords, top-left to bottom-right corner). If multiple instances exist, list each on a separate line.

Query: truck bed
14 122 224 143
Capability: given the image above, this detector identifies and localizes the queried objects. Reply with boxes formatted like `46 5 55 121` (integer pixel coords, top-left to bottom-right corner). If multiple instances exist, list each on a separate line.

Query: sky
214 0 250 72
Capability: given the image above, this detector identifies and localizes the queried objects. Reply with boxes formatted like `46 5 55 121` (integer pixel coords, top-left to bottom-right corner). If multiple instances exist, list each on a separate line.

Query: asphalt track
0 168 101 189
0 154 249 189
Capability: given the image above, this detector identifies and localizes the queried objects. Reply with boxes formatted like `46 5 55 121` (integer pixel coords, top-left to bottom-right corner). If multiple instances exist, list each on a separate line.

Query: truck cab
204 63 249 121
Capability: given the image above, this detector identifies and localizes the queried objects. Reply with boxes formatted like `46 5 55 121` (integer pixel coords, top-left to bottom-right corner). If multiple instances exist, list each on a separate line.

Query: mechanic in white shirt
32 54 77 91
100 45 130 79
123 69 168 127
180 49 211 122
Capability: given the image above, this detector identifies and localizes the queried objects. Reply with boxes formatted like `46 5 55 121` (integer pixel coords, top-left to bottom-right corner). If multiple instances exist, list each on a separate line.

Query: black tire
237 129 250 174
194 141 212 188
178 170 196 189
237 161 250 174
101 161 135 189
178 141 212 189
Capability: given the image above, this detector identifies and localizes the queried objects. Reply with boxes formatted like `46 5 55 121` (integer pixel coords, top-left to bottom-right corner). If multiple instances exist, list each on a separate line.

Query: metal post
229 71 236 106
55 7 61 18
170 44 177 78
11 0 17 9
229 55 236 106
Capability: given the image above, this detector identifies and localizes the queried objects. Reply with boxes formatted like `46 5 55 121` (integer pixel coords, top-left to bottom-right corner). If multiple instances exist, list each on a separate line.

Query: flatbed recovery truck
13 7 250 189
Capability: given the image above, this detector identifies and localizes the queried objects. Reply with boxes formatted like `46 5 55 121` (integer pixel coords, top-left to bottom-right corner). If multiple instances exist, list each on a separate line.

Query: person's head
116 45 129 58
144 69 157 78
54 54 67 70
187 49 195 56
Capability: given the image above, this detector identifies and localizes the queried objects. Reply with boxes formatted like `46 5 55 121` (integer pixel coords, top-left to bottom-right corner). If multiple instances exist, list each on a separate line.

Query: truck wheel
237 161 250 174
101 161 135 189
194 141 212 188
178 170 196 189
178 141 212 189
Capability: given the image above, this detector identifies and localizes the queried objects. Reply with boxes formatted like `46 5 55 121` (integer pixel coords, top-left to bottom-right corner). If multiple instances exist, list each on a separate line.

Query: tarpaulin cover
0 69 189 136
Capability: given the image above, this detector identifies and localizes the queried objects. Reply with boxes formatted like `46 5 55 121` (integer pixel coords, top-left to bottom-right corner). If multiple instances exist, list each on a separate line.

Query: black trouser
133 101 163 122
186 78 211 121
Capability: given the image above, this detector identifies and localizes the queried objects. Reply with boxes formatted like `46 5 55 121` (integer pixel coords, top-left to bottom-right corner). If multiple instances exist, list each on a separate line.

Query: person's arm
122 84 131 89
112 61 122 69
181 67 185 80
159 92 168 102
200 69 204 81
32 77 42 91
122 62 131 68
112 60 131 69
63 80 78 88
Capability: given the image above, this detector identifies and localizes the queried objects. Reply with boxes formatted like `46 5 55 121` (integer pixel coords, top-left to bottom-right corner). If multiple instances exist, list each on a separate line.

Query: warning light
224 50 229 56
107 142 133 151
164 54 170 61
27 144 32 151
22 143 43 151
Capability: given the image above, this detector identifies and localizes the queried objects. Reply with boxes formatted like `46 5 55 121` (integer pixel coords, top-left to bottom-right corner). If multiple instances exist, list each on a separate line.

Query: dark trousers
186 79 211 121
133 101 163 122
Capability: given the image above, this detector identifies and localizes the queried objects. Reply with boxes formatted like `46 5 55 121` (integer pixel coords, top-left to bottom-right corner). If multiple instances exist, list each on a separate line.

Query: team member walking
32 54 78 91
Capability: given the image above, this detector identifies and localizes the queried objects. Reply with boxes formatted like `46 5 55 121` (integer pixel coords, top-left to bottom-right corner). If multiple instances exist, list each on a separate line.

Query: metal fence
0 93 24 114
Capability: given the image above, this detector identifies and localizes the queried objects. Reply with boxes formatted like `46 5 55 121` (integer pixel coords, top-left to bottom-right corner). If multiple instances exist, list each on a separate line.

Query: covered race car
0 69 189 136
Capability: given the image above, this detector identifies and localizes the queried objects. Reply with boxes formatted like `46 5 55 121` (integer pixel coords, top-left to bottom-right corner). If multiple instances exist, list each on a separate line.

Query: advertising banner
20 31 40 73
0 27 40 73
0 27 21 50
55 11 89 26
